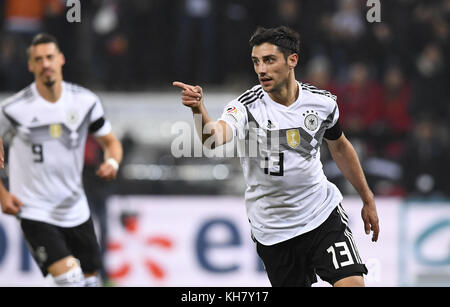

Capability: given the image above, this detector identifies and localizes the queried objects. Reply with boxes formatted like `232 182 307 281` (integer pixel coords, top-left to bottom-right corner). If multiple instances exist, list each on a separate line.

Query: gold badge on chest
286 129 300 149
49 123 62 138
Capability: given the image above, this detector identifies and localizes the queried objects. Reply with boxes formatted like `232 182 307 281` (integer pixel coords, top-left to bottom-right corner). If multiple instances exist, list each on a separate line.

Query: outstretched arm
173 81 233 148
325 133 380 242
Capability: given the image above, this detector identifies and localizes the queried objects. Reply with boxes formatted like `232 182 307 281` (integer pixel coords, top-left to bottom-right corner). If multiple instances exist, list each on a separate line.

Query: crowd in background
0 0 449 198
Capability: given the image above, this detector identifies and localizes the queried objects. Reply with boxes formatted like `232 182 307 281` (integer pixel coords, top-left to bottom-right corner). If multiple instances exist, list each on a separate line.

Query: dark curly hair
249 26 300 59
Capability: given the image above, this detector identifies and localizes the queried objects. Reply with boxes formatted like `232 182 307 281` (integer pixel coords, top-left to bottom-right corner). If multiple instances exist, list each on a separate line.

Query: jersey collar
262 81 303 110
31 81 66 107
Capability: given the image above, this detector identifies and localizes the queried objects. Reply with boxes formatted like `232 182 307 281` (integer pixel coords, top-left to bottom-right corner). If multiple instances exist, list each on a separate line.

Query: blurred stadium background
0 0 449 286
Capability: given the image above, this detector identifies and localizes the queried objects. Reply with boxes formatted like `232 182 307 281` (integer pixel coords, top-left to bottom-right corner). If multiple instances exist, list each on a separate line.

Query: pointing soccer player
174 26 379 287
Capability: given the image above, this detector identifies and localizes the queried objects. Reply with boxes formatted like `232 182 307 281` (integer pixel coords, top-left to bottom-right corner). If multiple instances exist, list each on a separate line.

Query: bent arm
95 131 123 164
194 104 233 149
174 81 233 149
0 173 23 216
325 133 380 241
94 131 123 180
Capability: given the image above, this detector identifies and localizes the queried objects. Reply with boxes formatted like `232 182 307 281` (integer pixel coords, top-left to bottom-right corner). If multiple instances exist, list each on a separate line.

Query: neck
36 79 62 103
268 76 299 106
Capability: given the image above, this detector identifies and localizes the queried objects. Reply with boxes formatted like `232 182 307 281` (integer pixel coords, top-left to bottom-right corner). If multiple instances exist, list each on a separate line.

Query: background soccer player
174 26 379 287
0 33 123 286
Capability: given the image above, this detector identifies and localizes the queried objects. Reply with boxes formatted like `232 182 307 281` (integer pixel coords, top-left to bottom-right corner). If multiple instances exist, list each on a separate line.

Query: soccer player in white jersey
0 33 123 287
174 26 379 287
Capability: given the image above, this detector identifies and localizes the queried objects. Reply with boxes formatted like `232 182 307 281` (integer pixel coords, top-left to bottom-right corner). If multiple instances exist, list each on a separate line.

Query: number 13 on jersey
263 152 284 176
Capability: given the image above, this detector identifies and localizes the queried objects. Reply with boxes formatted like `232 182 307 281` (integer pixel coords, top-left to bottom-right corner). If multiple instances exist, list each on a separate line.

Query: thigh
256 235 317 287
312 204 368 285
62 217 102 274
20 218 71 276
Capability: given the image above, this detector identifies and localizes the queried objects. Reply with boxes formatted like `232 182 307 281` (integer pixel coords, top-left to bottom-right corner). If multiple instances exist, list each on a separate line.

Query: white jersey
0 82 112 227
220 81 343 245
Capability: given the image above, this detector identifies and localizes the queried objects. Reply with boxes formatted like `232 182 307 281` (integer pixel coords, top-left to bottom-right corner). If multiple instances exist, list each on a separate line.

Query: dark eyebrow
34 53 54 59
264 54 276 59
252 54 277 60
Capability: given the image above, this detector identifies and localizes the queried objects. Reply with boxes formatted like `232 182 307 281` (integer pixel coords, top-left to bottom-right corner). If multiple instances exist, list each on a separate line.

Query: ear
28 60 33 73
287 53 299 70
60 52 66 67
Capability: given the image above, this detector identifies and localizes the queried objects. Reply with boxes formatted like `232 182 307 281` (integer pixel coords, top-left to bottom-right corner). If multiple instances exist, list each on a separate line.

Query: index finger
173 81 194 91
371 220 380 242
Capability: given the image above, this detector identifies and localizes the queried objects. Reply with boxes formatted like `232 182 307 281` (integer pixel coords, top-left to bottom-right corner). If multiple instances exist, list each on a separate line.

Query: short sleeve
89 97 112 137
0 105 12 137
329 101 340 128
219 100 248 140
324 101 342 140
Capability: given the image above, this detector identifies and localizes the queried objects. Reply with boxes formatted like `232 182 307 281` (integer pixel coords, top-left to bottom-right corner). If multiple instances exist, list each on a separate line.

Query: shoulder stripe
238 90 256 103
2 109 19 127
242 95 260 106
22 86 34 100
2 85 34 108
238 86 263 105
301 83 337 101
238 86 262 101
65 82 94 96
238 88 264 105
237 91 250 101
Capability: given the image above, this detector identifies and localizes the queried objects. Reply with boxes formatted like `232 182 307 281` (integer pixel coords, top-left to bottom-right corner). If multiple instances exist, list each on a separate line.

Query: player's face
251 43 297 93
28 43 65 87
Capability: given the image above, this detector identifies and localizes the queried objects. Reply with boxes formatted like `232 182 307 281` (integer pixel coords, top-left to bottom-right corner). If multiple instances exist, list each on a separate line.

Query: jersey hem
252 201 339 246
18 210 91 228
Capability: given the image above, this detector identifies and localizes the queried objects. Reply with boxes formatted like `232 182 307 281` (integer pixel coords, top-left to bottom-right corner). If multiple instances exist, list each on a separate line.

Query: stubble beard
264 78 286 94
43 79 56 87
40 69 57 88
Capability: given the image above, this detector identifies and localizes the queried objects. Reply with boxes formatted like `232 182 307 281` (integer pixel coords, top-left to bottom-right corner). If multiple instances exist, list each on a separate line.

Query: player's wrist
191 104 204 114
361 192 375 205
105 158 119 171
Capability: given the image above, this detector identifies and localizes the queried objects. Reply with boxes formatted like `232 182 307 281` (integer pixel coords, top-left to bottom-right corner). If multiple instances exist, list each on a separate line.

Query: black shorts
20 217 102 276
256 204 368 286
